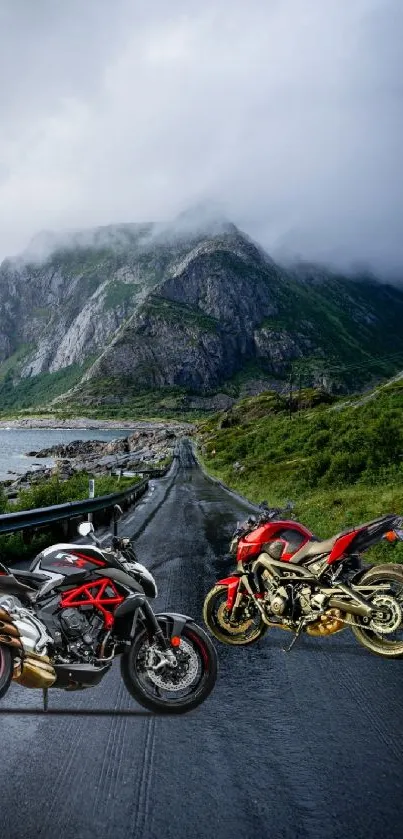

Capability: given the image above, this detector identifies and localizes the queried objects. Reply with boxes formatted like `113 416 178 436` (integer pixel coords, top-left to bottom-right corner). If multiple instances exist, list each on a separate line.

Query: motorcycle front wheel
203 584 268 645
0 644 13 699
121 621 217 713
351 565 403 658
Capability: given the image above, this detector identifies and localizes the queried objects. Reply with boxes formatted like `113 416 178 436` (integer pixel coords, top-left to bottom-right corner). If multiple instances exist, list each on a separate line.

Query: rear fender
350 564 375 584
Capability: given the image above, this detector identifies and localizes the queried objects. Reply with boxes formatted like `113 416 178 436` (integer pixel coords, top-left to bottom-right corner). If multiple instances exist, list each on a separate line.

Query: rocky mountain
1 217 403 412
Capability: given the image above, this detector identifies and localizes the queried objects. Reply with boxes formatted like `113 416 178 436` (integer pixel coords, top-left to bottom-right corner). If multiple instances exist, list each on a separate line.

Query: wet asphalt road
1 441 403 839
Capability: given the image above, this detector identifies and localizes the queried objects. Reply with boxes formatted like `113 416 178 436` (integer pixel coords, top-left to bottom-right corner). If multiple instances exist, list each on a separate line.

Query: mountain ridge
1 219 403 413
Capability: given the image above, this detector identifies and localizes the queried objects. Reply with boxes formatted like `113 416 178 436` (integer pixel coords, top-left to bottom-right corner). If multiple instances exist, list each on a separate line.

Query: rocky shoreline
1 422 194 497
0 417 191 431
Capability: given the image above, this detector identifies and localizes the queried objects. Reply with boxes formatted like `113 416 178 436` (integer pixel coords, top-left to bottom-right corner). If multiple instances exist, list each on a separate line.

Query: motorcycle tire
203 584 268 646
121 621 217 714
351 565 403 658
0 644 13 699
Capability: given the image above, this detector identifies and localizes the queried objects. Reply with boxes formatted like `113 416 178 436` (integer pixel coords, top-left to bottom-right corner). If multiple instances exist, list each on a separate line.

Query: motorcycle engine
265 586 289 616
261 571 291 617
58 609 104 661
297 586 325 615
262 574 326 622
260 572 344 634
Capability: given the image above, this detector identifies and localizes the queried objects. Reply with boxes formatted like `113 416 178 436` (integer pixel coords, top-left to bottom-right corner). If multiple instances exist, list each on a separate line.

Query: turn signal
171 636 181 647
385 531 398 542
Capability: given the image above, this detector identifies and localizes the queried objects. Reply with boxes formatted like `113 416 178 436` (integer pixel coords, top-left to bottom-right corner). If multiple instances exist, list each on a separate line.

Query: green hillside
197 377 403 563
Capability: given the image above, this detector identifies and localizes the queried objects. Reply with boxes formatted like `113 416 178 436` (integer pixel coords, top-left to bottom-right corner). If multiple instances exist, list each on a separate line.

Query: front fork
227 575 265 621
121 596 188 666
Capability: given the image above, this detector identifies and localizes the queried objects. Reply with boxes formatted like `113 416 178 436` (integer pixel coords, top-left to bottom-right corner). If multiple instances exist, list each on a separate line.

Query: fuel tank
30 543 109 582
238 520 314 563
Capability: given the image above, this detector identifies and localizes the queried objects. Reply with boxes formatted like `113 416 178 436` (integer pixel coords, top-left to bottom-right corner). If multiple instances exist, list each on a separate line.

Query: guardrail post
22 528 33 546
88 479 95 523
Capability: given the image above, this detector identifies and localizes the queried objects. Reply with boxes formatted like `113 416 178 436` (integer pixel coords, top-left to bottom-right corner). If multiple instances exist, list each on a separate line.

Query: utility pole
289 367 293 420
297 372 302 413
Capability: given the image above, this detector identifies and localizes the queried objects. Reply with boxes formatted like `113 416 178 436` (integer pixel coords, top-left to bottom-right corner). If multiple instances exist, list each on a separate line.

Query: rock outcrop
1 217 403 403
3 422 191 494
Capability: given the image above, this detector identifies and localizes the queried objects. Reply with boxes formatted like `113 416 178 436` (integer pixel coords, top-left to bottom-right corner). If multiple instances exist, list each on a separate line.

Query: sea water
0 428 132 481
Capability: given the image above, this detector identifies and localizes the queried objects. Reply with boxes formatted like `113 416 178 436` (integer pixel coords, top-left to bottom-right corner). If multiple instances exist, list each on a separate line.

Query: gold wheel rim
216 602 255 635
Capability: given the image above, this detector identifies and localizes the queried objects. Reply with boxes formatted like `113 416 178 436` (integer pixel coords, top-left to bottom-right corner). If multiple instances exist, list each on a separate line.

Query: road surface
1 441 403 839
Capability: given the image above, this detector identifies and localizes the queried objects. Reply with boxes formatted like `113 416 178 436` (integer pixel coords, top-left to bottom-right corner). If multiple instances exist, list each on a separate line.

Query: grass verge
197 383 403 564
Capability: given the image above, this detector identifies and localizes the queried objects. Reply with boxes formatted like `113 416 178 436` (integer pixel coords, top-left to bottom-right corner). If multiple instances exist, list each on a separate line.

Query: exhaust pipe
0 633 22 649
13 652 56 689
0 619 20 637
0 608 56 689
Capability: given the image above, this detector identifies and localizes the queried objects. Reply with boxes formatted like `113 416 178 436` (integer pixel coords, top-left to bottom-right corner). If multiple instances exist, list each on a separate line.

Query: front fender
216 576 241 610
154 612 195 639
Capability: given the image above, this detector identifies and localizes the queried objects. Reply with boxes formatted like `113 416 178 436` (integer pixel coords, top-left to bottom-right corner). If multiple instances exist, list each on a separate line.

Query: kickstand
42 688 49 713
283 620 305 653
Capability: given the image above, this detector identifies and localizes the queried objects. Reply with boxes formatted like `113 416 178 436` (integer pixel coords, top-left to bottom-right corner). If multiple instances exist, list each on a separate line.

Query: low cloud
0 0 402 275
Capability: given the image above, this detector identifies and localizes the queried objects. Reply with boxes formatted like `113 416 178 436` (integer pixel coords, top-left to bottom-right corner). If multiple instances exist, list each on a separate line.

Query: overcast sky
0 0 402 273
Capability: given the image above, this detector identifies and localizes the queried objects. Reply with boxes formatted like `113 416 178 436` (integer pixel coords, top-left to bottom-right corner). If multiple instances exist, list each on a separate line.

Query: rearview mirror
78 522 94 537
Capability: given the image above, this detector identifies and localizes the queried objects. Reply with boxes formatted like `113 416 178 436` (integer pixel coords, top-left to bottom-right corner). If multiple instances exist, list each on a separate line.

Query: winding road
1 442 403 839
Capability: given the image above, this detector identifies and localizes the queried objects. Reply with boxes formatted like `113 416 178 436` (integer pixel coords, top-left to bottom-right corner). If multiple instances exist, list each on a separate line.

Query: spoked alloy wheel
351 566 403 658
203 584 267 645
0 644 13 700
121 622 217 713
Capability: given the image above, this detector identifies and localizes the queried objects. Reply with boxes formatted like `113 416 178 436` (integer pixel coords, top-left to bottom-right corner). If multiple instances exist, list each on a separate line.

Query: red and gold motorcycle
203 503 403 657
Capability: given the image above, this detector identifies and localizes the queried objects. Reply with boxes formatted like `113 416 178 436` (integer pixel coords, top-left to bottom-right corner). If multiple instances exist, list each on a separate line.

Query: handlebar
111 535 138 563
233 503 295 539
256 501 295 524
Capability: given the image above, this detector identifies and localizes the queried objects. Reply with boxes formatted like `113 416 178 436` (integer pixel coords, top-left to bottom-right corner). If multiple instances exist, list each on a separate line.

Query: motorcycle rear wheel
0 644 13 699
203 584 267 645
351 565 403 658
121 621 217 714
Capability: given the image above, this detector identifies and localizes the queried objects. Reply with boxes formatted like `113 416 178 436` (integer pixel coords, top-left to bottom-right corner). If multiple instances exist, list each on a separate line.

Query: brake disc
143 639 200 692
216 602 255 634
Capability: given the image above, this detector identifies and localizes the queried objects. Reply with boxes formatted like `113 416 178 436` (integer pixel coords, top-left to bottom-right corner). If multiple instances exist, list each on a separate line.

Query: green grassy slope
197 379 403 563
0 364 90 414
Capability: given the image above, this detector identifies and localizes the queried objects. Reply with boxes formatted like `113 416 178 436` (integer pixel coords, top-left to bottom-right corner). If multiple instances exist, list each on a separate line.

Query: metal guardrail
111 467 169 478
0 479 149 536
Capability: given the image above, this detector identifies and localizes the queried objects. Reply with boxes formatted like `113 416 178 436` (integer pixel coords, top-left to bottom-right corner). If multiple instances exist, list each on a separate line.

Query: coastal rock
15 422 190 488
34 439 108 459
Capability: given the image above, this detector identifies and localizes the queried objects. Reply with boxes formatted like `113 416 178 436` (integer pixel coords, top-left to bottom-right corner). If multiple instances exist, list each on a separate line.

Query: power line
292 350 403 377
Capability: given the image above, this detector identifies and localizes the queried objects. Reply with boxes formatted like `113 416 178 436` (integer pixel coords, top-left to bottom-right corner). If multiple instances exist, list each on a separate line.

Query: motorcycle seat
291 536 340 564
292 513 397 565
8 569 48 588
